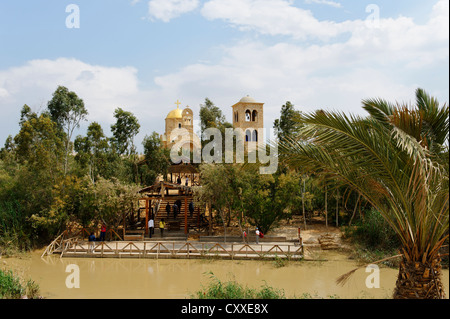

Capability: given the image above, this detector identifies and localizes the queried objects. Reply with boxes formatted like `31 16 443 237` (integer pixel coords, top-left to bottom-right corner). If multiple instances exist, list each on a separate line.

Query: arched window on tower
252 130 258 142
245 110 251 122
252 110 258 122
178 123 182 128
245 130 251 142
235 112 239 123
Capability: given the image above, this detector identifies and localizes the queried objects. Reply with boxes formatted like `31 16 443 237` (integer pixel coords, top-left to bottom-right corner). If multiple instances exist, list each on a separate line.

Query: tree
110 108 140 156
110 107 141 184
199 98 226 135
47 86 88 175
199 98 233 158
195 163 297 236
278 88 449 299
74 122 110 183
90 177 141 229
142 132 170 185
9 114 66 241
194 164 231 237
273 101 302 141
13 114 65 180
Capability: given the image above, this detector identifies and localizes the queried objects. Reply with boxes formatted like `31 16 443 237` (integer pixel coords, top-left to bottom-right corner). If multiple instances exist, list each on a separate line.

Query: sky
0 0 448 153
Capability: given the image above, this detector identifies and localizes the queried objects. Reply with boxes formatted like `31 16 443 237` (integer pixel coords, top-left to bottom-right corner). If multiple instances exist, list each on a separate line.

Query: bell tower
232 95 264 151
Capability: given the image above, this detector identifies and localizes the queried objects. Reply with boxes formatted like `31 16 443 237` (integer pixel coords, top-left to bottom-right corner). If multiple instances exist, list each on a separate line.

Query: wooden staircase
151 196 207 237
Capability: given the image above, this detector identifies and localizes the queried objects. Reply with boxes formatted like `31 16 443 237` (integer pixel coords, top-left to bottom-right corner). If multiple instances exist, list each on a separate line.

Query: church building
162 100 195 151
162 96 264 154
231 95 264 152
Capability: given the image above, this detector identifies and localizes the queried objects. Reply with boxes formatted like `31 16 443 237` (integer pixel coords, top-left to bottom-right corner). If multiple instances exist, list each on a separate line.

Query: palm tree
278 88 448 299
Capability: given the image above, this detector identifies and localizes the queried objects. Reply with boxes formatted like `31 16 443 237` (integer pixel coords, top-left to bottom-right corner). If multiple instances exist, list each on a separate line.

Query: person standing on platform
148 216 154 238
88 232 96 253
173 203 178 220
189 201 194 218
166 202 171 218
255 228 260 244
159 219 166 238
99 223 106 242
189 200 194 218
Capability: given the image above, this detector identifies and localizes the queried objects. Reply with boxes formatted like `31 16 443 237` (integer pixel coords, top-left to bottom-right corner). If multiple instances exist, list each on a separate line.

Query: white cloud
148 0 199 22
0 58 140 123
201 0 359 40
304 0 342 8
201 0 449 47
153 1 449 124
1 1 447 150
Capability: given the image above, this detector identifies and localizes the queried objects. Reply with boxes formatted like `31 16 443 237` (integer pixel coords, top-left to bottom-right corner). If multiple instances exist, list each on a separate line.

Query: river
2 249 448 299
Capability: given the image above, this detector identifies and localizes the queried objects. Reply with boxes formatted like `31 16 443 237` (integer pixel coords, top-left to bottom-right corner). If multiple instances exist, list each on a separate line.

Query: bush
344 209 401 265
0 201 33 254
351 209 400 251
0 269 40 299
192 272 286 299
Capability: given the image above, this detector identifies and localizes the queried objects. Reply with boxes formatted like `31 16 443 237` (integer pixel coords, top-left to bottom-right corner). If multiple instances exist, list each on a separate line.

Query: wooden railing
55 240 304 260
41 231 69 257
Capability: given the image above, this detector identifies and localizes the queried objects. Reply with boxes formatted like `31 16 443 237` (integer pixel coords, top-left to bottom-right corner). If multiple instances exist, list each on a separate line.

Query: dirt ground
211 214 348 250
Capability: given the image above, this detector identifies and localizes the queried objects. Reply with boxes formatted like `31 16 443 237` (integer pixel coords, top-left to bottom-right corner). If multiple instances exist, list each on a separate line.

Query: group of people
176 176 190 186
165 200 195 220
146 200 195 238
147 216 166 238
87 207 262 250
243 227 264 244
88 223 107 252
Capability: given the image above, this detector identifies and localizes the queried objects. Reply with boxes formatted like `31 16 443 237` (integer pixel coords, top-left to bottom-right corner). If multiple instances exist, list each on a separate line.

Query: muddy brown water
2 249 448 299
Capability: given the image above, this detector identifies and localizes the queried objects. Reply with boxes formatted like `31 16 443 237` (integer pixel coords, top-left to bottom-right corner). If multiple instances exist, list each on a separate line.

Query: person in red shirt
99 223 106 242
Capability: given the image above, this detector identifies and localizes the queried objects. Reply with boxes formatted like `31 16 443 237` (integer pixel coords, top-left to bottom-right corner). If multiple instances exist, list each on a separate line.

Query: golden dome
166 106 183 119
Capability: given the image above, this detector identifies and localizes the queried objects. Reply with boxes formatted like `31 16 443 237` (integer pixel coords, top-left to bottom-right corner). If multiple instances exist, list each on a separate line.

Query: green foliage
0 269 40 299
194 163 302 234
142 132 170 185
347 209 401 251
278 88 449 266
47 85 88 175
0 86 145 251
47 86 88 132
87 177 141 228
14 114 65 172
0 200 32 254
192 272 286 299
199 98 226 134
199 98 233 154
74 122 111 183
273 101 302 141
110 107 140 156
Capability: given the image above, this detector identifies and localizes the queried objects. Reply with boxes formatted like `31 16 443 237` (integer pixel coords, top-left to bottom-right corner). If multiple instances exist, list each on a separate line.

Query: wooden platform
50 240 304 260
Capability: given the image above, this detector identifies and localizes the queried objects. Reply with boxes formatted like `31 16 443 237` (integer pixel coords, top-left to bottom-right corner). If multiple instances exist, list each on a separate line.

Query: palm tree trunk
324 184 328 228
393 256 446 299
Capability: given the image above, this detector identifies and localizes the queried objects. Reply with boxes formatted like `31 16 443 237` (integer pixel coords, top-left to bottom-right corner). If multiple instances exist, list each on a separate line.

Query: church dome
166 106 183 119
239 95 256 103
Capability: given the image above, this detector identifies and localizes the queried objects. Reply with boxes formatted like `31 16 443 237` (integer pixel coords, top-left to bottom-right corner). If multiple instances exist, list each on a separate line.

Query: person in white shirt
148 216 154 238
255 228 260 244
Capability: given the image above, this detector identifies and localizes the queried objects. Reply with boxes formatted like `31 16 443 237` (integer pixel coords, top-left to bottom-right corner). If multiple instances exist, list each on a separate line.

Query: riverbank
2 215 449 299
1 245 448 299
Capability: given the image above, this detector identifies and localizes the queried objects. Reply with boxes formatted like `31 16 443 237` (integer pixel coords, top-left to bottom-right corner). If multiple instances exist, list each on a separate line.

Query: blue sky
0 0 448 152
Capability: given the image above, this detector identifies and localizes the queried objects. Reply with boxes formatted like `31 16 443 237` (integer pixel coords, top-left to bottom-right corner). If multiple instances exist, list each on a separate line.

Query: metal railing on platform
53 240 304 260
